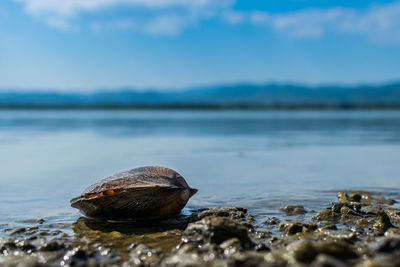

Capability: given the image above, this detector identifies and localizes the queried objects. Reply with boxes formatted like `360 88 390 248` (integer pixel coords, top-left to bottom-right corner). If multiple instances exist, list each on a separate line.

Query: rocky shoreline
1 191 400 266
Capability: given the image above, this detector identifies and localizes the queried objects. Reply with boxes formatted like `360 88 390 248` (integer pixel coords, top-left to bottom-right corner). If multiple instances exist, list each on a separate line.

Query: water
1 110 400 231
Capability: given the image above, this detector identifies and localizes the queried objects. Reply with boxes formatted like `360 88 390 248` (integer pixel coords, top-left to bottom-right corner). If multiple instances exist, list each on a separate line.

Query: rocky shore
1 191 400 266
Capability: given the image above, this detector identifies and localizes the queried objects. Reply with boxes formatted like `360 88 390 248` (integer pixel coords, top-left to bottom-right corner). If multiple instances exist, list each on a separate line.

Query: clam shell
70 166 197 219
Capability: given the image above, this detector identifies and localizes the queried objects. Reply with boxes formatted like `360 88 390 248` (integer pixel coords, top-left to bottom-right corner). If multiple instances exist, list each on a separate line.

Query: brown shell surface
70 166 197 219
82 166 189 196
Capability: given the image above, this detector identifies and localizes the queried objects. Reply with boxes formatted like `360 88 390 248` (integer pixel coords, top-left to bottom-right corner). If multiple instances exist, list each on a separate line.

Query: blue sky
1 0 400 91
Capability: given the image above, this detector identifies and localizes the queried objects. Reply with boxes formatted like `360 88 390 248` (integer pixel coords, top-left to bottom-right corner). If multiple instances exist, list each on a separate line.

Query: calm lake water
1 110 400 232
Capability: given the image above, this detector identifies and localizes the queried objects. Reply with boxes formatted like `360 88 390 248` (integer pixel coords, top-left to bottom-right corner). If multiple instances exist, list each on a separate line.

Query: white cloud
13 0 230 17
44 17 70 30
92 14 188 35
249 11 270 25
271 3 400 42
12 0 400 42
343 2 400 42
143 14 187 35
226 2 400 42
271 8 351 38
221 10 245 25
13 0 233 34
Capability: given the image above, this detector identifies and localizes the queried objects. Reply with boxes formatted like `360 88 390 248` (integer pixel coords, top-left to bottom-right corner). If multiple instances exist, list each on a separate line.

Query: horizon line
1 80 400 93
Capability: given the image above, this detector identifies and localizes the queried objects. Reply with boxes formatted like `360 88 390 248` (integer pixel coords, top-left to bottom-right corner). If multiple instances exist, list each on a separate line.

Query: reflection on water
0 110 400 231
1 110 400 143
73 216 186 252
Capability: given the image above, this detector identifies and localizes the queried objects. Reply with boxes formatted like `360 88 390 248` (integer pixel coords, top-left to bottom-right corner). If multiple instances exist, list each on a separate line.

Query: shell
70 166 197 219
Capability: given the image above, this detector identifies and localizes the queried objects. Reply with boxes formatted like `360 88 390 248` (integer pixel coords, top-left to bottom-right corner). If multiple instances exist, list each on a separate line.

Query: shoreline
1 190 399 266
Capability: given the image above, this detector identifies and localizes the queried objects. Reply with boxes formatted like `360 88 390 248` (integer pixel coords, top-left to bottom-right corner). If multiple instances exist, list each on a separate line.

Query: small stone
340 206 362 217
181 216 254 249
220 238 241 255
230 251 268 267
21 219 45 224
40 240 66 251
281 205 307 215
290 240 318 263
349 193 362 203
355 218 370 228
254 243 270 252
198 207 247 220
263 217 280 226
374 237 400 253
375 196 396 205
359 252 400 267
385 208 400 225
337 192 349 204
311 254 348 267
16 240 36 252
319 224 338 231
314 240 357 260
313 209 341 223
279 221 318 235
10 227 26 235
373 210 394 233
278 222 303 235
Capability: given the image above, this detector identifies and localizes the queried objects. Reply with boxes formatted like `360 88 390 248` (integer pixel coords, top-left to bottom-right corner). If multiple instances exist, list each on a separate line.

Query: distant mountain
1 83 400 109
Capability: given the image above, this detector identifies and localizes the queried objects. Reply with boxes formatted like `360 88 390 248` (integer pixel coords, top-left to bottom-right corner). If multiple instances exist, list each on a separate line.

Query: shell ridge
72 166 196 219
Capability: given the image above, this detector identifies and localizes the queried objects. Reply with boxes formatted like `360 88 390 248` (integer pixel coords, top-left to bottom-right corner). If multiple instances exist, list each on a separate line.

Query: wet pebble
181 216 254 249
281 205 307 215
263 217 280 226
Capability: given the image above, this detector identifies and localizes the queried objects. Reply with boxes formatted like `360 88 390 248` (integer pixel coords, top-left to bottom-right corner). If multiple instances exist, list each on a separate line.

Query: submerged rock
278 221 318 235
197 207 248 221
281 205 307 215
263 217 280 226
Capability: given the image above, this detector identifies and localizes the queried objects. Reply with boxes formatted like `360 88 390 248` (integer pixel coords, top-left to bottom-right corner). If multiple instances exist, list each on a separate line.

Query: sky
1 0 400 91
